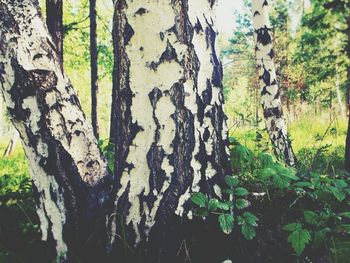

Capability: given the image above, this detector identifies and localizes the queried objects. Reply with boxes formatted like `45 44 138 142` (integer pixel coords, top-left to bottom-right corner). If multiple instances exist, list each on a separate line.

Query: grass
0 114 348 262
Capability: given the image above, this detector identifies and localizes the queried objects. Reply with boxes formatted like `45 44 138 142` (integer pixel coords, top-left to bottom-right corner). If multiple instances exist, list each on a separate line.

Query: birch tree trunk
252 0 296 166
0 1 112 261
109 0 231 260
89 0 100 139
46 0 63 62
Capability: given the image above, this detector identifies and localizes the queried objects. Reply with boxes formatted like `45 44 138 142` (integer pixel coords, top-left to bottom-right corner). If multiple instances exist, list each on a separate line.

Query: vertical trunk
3 131 19 156
345 18 350 172
46 0 63 62
252 0 296 166
0 1 112 261
345 65 350 172
109 0 230 261
255 49 260 127
336 72 345 118
89 0 99 140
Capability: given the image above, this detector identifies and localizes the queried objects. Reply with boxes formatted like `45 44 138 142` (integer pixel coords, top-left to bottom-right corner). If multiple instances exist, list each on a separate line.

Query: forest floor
0 114 349 263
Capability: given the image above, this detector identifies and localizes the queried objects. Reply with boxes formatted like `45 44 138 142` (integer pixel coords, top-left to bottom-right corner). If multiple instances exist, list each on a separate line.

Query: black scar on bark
254 11 260 17
194 18 203 33
261 86 271 96
260 67 271 86
123 21 134 46
263 0 269 6
208 0 216 8
202 79 213 105
147 41 178 71
268 48 275 59
8 60 57 121
148 87 162 107
263 107 283 119
256 26 272 45
155 82 195 221
196 94 205 125
147 144 167 195
205 24 222 87
134 7 148 16
203 127 210 142
271 79 277 85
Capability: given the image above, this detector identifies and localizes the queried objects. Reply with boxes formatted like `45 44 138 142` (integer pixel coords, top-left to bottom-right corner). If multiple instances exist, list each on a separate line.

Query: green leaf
237 216 244 225
191 192 208 208
234 187 249 196
283 223 302 232
334 179 347 189
241 224 256 240
304 211 318 225
293 182 313 188
208 198 220 212
218 214 234 234
243 212 258 226
224 176 239 187
329 187 346 202
336 224 350 234
218 201 233 211
287 229 311 256
194 208 209 217
258 167 276 180
236 199 250 210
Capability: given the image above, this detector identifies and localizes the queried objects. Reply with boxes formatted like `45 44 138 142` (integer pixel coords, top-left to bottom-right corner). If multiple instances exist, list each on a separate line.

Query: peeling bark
252 0 296 166
109 0 230 260
0 1 112 261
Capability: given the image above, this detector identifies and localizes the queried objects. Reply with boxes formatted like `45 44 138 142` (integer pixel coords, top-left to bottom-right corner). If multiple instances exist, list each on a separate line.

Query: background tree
46 0 63 62
252 0 296 166
89 0 99 139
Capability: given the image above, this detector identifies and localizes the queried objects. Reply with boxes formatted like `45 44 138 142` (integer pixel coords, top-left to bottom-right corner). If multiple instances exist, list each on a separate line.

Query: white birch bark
109 0 230 255
252 0 296 166
0 1 112 261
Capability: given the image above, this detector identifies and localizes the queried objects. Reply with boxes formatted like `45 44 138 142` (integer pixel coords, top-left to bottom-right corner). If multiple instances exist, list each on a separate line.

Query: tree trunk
46 0 63 62
89 0 99 140
252 0 296 166
336 72 345 118
0 1 112 261
3 131 19 156
345 66 350 172
109 0 231 261
345 17 350 172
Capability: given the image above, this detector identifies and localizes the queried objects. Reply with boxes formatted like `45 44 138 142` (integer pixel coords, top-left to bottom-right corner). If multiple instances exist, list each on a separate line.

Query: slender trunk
336 72 345 118
0 1 112 261
46 0 63 62
252 0 296 166
345 65 350 172
345 18 350 172
89 0 99 140
3 131 19 156
109 0 231 261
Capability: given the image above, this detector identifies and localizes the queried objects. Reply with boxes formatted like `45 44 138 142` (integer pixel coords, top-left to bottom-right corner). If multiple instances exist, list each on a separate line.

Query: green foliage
191 173 258 241
283 223 311 256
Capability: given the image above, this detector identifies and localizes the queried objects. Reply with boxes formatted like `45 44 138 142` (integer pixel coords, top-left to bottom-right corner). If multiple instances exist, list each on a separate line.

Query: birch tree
108 0 231 260
0 0 112 261
252 0 296 166
1 0 231 261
